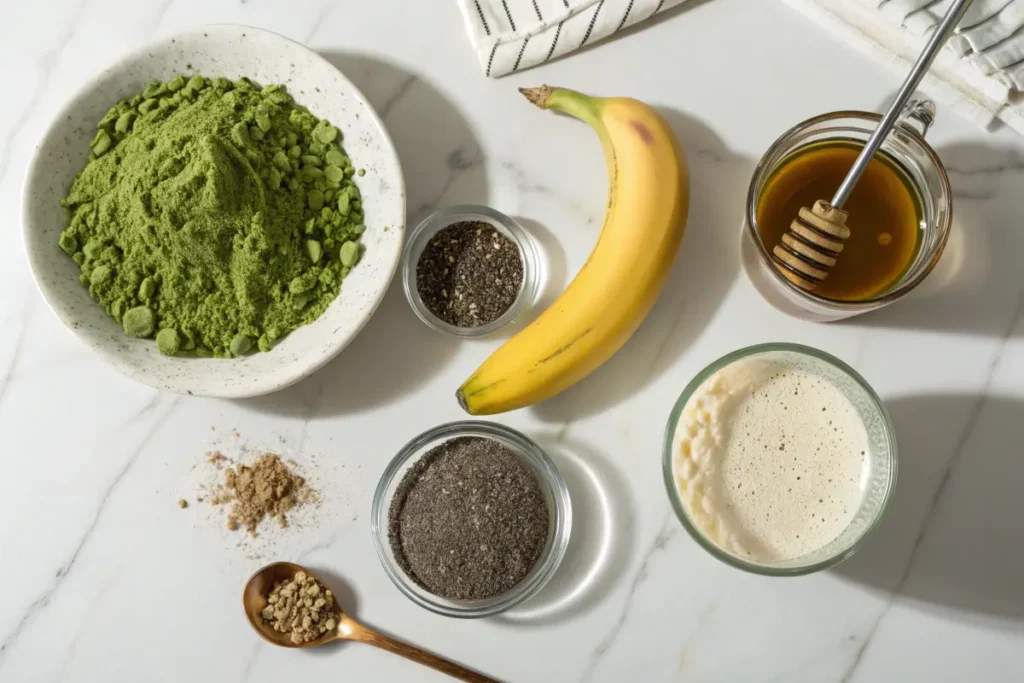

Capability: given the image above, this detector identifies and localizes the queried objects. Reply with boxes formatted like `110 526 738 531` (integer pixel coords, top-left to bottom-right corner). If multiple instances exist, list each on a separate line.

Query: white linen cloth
782 0 1024 133
455 0 689 77
457 0 1024 133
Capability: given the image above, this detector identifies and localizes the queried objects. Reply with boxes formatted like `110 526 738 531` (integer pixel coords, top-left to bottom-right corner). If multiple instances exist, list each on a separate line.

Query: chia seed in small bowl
371 421 571 618
400 205 540 337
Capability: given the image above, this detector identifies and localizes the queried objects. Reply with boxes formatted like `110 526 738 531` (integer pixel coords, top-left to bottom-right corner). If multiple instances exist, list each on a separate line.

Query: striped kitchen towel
871 0 1024 90
456 0 690 77
782 0 1024 134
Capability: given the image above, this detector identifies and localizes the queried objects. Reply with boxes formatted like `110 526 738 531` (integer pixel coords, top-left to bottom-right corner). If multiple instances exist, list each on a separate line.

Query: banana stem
519 86 602 127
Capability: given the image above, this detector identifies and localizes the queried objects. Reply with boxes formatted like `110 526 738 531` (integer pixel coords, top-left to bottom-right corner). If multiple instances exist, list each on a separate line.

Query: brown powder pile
211 453 316 535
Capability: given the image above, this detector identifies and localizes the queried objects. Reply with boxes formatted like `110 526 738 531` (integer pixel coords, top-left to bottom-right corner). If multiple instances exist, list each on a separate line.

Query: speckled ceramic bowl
21 25 405 398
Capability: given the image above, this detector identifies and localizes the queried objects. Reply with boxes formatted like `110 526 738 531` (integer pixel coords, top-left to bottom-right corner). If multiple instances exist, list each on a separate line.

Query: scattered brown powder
177 499 188 509
261 571 338 644
211 453 315 535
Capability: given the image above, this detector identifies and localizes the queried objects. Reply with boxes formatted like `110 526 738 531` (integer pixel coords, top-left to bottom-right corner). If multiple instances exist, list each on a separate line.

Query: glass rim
400 204 539 337
371 420 572 617
745 109 953 310
661 342 899 576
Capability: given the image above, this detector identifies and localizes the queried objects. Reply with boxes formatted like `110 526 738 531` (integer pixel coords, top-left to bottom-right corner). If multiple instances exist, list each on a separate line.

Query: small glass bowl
743 105 951 321
401 205 540 337
662 343 898 576
371 420 572 617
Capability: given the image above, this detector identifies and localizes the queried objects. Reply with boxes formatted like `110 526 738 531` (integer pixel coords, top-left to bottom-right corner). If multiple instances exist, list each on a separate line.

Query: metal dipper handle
770 0 974 293
830 0 975 208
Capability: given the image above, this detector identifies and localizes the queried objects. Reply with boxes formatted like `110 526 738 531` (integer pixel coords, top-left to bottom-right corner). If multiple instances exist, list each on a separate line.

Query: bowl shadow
841 142 1023 339
320 50 490 226
833 393 1024 624
244 52 489 417
496 434 636 627
529 110 750 422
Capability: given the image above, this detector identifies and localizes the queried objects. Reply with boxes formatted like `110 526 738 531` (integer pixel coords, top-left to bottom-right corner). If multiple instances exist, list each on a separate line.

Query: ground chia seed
416 221 524 327
387 436 549 601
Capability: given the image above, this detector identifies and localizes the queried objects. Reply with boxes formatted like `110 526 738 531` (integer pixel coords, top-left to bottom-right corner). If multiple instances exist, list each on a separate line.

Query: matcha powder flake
58 75 367 357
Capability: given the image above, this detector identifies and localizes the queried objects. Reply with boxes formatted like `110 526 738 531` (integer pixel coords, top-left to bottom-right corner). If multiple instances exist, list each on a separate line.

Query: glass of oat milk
662 343 897 575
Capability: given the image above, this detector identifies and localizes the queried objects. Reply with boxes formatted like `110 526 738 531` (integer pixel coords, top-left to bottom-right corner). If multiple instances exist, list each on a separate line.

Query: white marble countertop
2 1 1023 681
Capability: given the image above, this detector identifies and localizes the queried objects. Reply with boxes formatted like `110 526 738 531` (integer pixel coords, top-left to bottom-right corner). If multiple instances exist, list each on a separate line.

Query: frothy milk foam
672 355 870 562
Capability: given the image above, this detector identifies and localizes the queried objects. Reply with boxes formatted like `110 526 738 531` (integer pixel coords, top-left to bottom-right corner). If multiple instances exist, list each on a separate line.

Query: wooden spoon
243 562 498 683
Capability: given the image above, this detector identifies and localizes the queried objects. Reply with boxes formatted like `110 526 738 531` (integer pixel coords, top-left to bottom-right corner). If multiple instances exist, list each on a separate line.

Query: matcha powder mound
58 76 367 357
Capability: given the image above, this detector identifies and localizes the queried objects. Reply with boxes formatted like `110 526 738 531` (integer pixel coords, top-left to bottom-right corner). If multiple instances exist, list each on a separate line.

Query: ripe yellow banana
456 86 689 415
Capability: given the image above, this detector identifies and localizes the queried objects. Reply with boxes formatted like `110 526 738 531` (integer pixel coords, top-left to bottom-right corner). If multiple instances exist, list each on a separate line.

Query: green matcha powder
58 75 366 357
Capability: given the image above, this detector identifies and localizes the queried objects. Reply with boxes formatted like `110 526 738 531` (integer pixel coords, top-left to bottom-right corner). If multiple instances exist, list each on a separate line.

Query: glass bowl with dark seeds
371 420 571 618
400 205 540 337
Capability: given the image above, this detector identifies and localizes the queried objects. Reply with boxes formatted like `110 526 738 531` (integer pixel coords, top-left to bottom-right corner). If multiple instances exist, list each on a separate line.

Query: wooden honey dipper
772 0 975 292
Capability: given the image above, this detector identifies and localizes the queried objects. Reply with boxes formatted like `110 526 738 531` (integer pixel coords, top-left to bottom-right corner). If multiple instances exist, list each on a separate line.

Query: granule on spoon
261 571 339 644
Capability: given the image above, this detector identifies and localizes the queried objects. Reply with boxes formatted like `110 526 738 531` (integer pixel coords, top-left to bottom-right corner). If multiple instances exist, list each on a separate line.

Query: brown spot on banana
630 120 654 144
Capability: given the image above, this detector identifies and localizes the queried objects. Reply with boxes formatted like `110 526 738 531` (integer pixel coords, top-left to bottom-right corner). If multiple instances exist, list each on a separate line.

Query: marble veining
2 0 1024 681
840 292 1024 683
581 514 681 682
0 393 178 659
